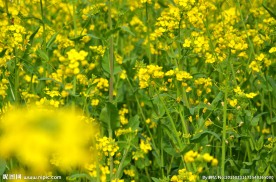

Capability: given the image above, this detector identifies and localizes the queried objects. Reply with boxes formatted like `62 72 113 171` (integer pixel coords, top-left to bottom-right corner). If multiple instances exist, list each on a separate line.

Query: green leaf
0 158 6 175
104 27 121 39
127 115 140 131
46 32 59 50
135 156 151 169
121 26 135 36
22 26 40 60
257 160 266 173
102 50 122 75
68 35 85 41
191 130 221 142
255 135 264 151
251 112 267 126
87 33 100 39
151 177 160 182
0 49 7 57
243 162 253 166
267 76 276 99
36 49 49 62
251 117 259 126
69 34 100 42
38 77 64 88
162 121 178 146
226 159 240 173
29 27 41 44
67 173 93 181
240 168 251 175
262 2 276 20
99 102 120 130
211 92 223 108
271 117 276 124
189 103 208 115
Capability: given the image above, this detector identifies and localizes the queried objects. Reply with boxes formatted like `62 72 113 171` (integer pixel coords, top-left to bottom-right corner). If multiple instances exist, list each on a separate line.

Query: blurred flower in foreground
0 104 98 173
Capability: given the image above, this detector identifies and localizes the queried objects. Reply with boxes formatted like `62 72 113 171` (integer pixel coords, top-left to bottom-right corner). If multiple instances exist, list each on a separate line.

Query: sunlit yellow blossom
229 99 237 107
0 105 98 173
184 150 198 163
269 47 276 53
91 99 100 106
262 128 270 134
96 137 119 157
183 39 192 47
234 86 244 95
140 139 152 153
202 153 213 162
124 169 135 177
120 70 127 80
245 92 257 98
205 118 213 127
211 158 218 166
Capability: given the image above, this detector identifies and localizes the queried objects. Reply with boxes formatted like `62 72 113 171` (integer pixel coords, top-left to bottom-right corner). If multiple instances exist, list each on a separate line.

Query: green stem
236 0 255 61
5 0 11 23
40 0 46 50
221 85 228 181
145 166 151 182
72 0 77 38
14 58 19 104
181 84 190 108
246 140 252 162
71 76 77 110
145 2 151 64
156 88 182 148
108 0 114 180
108 0 114 103
115 143 130 179
126 78 161 160
179 106 189 141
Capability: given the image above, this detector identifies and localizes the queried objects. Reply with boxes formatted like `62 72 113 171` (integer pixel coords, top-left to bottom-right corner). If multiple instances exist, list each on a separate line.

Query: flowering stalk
221 55 231 181
221 84 228 181
108 0 114 180
14 58 19 104
40 0 46 50
108 0 114 104
145 2 151 63
115 142 130 179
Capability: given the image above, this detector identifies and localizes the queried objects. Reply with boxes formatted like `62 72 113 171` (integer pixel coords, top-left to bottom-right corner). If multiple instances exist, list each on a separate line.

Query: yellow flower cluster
151 6 181 40
96 137 119 156
0 23 27 66
170 168 197 182
139 138 152 153
136 65 193 90
58 49 88 76
119 105 129 125
86 163 112 182
136 65 164 88
234 86 258 99
0 78 9 99
174 0 196 11
81 3 106 21
184 150 218 166
115 127 137 136
0 105 98 173
89 45 106 62
194 77 212 96
93 78 109 92
124 169 135 177
249 53 272 73
140 0 152 4
265 137 276 149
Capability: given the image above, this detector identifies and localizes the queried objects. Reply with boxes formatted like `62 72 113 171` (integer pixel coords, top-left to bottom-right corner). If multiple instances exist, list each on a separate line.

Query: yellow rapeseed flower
0 105 98 173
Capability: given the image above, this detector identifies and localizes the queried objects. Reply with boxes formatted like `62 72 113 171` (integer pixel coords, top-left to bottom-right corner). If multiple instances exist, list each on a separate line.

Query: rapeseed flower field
0 0 275 181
